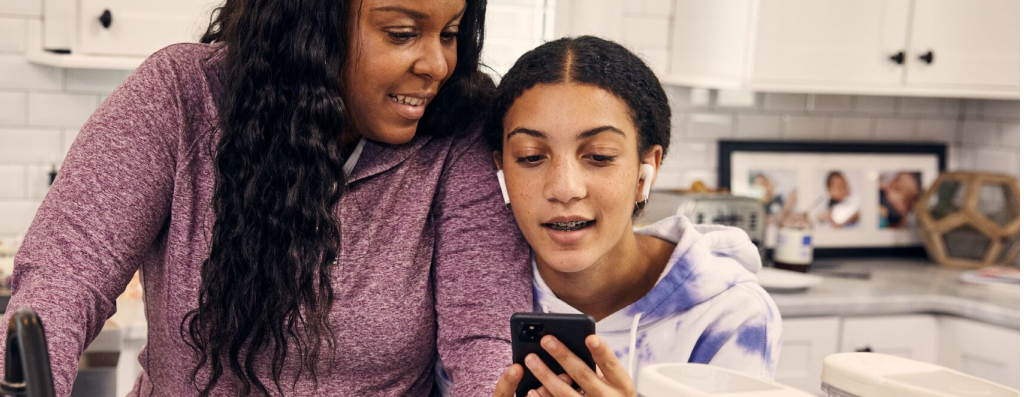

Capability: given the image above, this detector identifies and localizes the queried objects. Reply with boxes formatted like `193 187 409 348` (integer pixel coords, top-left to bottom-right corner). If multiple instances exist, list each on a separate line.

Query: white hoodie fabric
533 215 781 381
433 215 781 394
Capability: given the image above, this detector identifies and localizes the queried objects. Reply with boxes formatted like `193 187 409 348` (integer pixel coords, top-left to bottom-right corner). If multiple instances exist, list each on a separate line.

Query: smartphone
510 312 597 396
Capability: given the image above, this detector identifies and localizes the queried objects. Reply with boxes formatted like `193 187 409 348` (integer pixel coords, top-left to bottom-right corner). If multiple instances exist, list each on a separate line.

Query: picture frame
718 140 947 258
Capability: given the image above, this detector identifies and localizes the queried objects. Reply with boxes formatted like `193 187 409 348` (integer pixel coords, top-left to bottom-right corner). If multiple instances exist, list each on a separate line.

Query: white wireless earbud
640 163 655 201
496 170 511 209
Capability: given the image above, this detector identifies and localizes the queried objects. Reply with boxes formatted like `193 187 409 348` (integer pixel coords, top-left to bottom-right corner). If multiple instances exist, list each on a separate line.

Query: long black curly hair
181 1 493 395
485 36 670 158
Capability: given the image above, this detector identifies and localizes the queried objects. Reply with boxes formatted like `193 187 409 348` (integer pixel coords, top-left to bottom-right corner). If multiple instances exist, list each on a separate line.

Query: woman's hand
509 334 636 397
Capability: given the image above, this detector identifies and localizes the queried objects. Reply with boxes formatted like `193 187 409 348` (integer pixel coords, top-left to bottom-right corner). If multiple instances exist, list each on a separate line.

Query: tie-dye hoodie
533 215 781 382
433 215 781 394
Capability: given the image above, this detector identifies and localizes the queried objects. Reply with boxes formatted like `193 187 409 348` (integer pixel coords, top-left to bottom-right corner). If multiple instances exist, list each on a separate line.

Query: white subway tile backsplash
686 114 733 139
873 118 916 141
665 86 710 110
24 164 51 199
0 91 26 125
0 128 60 163
1001 124 1019 148
972 148 1017 173
982 100 1020 119
736 115 781 139
486 6 542 42
28 92 98 127
829 117 872 140
640 50 669 76
62 128 79 157
899 97 960 116
0 55 62 90
716 90 757 109
0 165 26 199
0 0 41 17
916 119 958 142
622 16 670 50
0 200 40 236
961 121 1003 146
808 95 852 112
0 17 27 53
65 69 131 93
853 96 897 114
782 116 828 139
663 142 712 169
763 93 806 111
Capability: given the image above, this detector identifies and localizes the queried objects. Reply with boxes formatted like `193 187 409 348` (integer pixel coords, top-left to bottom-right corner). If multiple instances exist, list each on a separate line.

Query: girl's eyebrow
506 125 626 141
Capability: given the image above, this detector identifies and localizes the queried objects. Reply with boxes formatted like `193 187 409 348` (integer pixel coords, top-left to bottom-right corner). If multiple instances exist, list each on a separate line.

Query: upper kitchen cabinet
750 0 910 87
669 0 1020 99
905 0 1020 89
28 0 219 69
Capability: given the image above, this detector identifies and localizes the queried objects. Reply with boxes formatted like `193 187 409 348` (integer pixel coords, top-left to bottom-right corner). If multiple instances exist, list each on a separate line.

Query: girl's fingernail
542 337 556 350
526 354 538 367
528 391 538 397
588 336 601 348
509 366 519 377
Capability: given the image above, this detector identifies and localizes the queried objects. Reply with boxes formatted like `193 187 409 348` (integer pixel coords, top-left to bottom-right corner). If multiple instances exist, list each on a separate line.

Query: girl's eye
515 155 544 165
387 31 417 42
586 154 616 164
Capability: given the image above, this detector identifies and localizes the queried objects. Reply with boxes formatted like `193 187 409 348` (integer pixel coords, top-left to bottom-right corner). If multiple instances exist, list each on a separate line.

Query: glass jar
773 212 814 272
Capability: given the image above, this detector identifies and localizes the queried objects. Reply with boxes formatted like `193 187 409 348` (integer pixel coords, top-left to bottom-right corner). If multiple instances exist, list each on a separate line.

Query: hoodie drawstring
627 312 643 380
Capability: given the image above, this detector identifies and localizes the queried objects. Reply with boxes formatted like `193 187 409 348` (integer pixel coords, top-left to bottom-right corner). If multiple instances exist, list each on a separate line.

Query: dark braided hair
181 1 493 395
485 36 671 158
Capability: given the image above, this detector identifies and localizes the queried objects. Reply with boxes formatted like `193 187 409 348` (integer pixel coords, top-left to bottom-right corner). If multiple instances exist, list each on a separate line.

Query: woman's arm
0 47 182 396
432 128 533 396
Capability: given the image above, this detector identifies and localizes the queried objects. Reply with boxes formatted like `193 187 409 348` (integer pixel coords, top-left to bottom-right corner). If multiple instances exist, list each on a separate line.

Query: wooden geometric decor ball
915 171 1020 269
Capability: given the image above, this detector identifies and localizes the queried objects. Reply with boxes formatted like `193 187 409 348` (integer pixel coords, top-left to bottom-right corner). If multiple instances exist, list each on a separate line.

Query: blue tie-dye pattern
688 326 731 364
735 322 765 354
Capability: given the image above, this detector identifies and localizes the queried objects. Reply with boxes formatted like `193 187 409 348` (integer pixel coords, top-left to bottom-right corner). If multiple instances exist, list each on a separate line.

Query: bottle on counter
773 212 813 272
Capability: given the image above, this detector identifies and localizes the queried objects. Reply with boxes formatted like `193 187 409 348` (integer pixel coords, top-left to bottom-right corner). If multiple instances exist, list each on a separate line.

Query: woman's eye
515 155 544 165
441 27 459 41
387 31 417 42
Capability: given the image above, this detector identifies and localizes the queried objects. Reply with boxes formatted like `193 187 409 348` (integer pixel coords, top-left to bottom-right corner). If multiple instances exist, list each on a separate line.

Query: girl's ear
492 150 502 171
636 145 664 202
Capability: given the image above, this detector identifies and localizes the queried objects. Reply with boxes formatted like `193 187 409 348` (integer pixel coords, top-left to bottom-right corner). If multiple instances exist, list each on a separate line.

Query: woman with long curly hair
0 0 531 395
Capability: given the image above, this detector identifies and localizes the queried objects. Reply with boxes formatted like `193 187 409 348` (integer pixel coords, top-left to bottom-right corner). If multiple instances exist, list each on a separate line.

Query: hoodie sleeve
689 283 782 380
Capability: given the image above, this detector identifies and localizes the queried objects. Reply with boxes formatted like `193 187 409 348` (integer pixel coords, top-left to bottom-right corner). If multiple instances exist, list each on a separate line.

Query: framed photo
719 141 947 258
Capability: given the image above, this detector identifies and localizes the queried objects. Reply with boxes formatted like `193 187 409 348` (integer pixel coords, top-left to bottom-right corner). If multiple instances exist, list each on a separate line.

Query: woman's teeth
389 95 425 106
546 220 592 231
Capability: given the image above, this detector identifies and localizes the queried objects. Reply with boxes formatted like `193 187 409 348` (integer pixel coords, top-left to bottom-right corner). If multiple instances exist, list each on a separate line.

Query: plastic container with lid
637 363 816 397
822 352 1019 397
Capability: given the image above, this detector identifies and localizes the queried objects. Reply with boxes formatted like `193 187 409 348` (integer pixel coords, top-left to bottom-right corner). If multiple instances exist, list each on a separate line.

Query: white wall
0 0 1019 242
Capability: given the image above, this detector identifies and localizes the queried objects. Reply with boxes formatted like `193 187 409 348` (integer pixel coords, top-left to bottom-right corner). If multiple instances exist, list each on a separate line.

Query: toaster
637 191 766 250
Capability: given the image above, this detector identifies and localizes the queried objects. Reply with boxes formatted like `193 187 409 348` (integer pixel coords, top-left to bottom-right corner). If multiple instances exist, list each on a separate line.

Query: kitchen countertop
768 258 1020 330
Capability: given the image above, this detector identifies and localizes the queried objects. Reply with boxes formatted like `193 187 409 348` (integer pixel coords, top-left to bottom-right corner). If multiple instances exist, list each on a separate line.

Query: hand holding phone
510 313 596 396
491 315 634 394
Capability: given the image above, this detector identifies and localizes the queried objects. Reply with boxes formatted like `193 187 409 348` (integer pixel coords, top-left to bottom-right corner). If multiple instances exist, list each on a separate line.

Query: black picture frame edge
718 140 948 259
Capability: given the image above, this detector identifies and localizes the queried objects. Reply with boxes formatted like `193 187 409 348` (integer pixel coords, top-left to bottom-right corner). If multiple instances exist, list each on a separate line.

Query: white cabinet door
905 0 1020 88
938 316 1020 388
839 315 939 363
776 317 840 396
78 0 220 57
749 0 911 86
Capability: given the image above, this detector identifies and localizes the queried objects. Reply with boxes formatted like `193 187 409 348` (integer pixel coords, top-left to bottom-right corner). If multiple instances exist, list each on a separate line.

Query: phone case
510 312 596 397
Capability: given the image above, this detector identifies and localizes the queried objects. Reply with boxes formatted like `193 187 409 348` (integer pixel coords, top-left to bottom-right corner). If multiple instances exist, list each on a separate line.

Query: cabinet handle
99 9 113 29
888 51 905 65
918 50 934 65
855 346 873 353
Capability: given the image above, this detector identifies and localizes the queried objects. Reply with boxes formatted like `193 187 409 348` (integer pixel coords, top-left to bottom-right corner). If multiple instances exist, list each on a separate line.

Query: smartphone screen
510 312 596 396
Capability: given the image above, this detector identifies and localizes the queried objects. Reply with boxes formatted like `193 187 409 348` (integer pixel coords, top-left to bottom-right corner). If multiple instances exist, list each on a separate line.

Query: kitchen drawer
839 314 938 363
776 317 840 395
78 0 218 57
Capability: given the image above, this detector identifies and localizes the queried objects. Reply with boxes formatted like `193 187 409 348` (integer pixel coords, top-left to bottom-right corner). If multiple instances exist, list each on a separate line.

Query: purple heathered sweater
0 43 532 396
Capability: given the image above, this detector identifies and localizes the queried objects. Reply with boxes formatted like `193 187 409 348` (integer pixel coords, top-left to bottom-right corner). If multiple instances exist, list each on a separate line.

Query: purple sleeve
431 129 532 396
0 49 181 396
